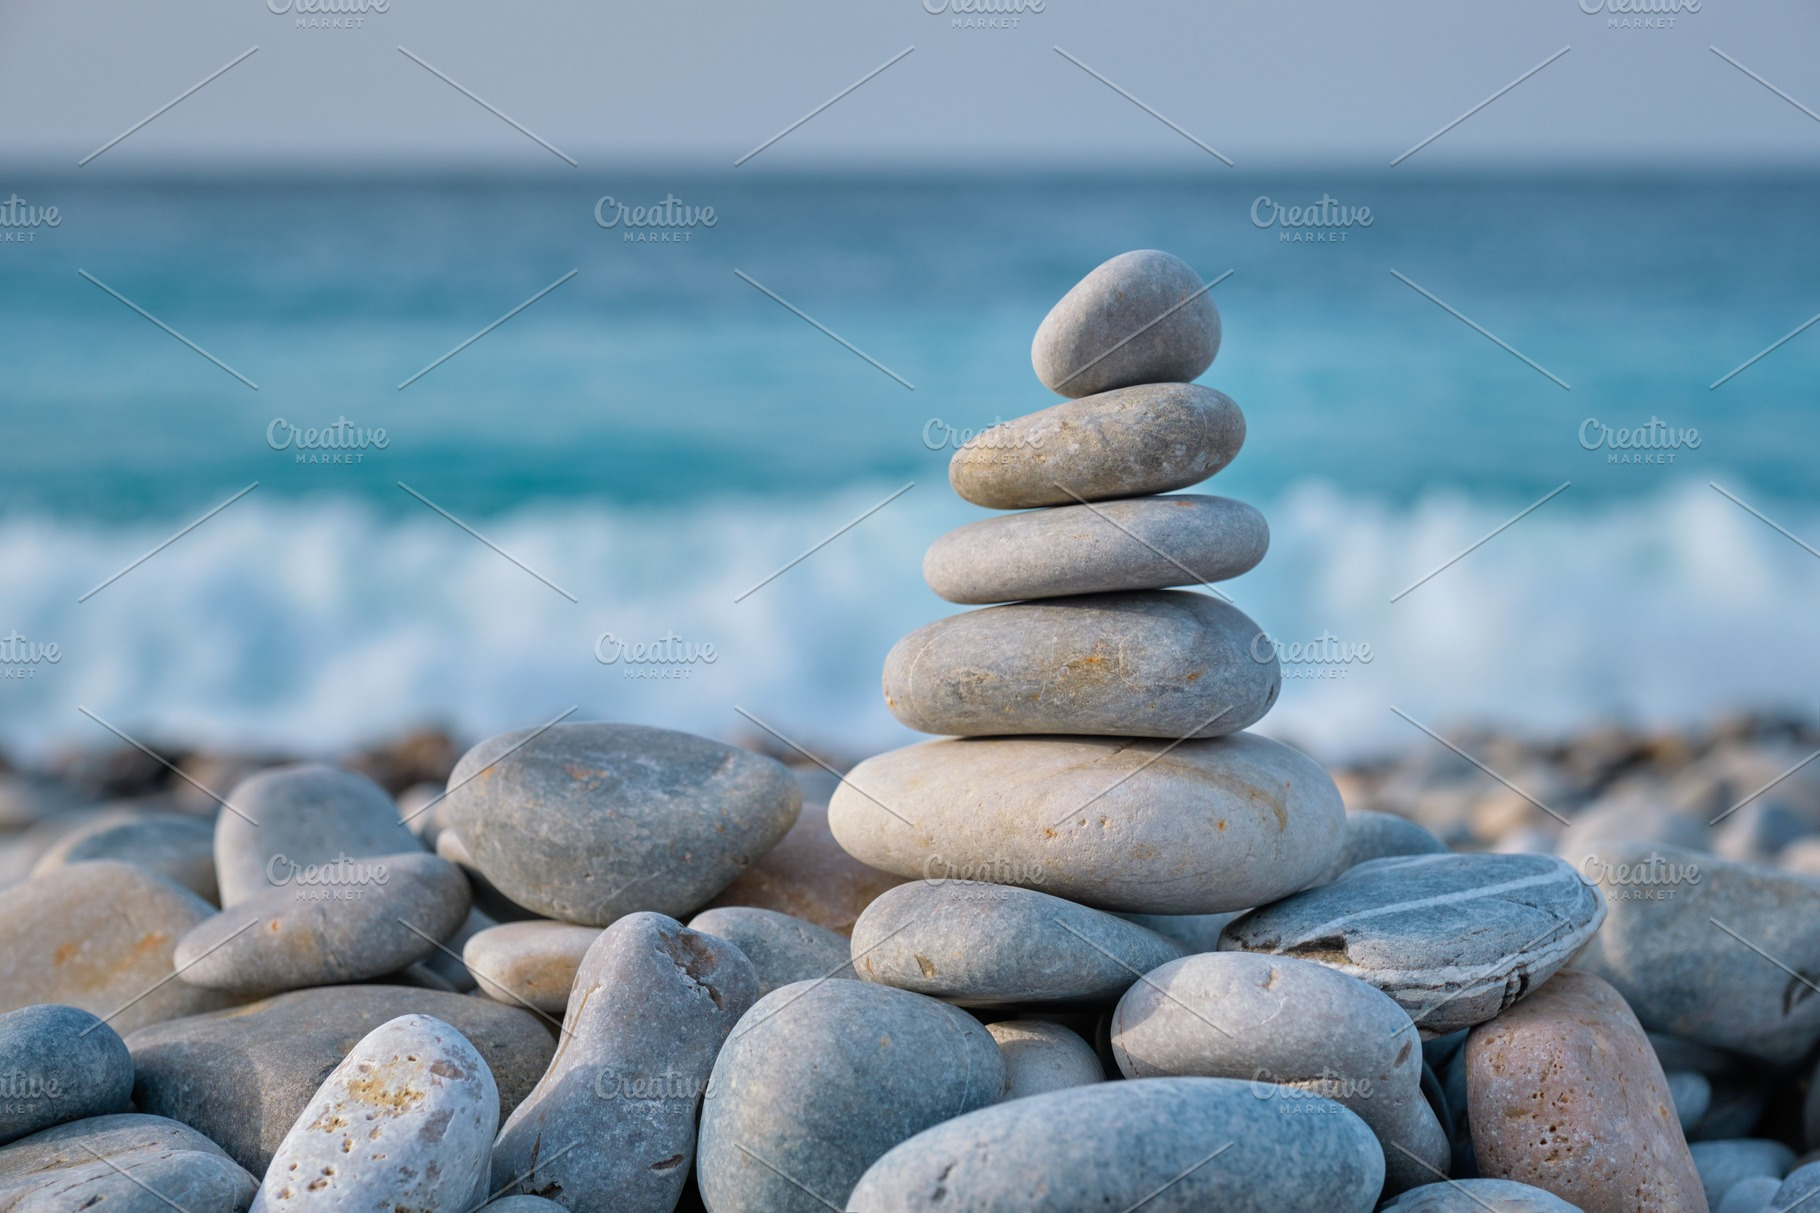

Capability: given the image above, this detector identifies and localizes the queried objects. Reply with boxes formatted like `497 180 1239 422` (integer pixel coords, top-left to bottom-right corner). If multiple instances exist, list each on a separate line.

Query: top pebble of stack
1031 249 1221 397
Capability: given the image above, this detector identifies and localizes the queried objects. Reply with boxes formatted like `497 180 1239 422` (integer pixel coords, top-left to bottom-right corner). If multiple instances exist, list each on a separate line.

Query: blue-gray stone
1319 810 1447 883
0 1004 133 1145
1691 1140 1799 1209
0 1113 257 1212
215 764 421 908
687 906 853 998
1380 1179 1583 1212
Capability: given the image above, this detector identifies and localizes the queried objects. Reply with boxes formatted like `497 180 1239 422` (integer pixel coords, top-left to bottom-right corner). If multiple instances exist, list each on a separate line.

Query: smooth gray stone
1715 801 1813 865
423 904 496 992
883 590 1279 739
1668 1068 1714 1132
172 851 470 995
851 881 1183 1007
687 906 853 998
1555 799 1709 873
923 495 1267 605
1771 1164 1820 1210
830 732 1344 914
479 1200 570 1213
1116 911 1240 953
1110 951 1447 1195
696 979 1004 1213
1380 1179 1583 1212
492 913 757 1213
1692 1140 1800 1208
1220 853 1606 1035
252 1014 496 1213
1720 1175 1782 1213
0 1005 133 1145
441 723 801 926
1030 250 1221 398
125 984 555 1176
0 1113 257 1212
31 811 219 903
1574 843 1820 1064
985 1021 1103 1100
465 919 602 1013
846 1076 1383 1212
948 382 1245 510
1319 809 1447 883
215 764 421 908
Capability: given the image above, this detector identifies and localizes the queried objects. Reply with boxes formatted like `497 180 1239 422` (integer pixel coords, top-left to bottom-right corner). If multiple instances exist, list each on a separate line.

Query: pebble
850 880 1183 1006
1717 1176 1780 1213
696 978 1004 1213
1110 951 1447 1194
439 723 801 926
479 1200 570 1213
882 590 1279 739
125 983 555 1176
948 382 1245 510
1667 1068 1714 1132
0 1112 257 1212
1116 911 1240 952
492 913 757 1213
31 810 219 903
463 919 603 1012
1690 1140 1798 1208
829 731 1345 914
0 1004 133 1144
688 906 854 997
0 860 238 1034
922 495 1268 604
1769 1164 1820 1210
845 1076 1384 1211
1380 1179 1585 1212
1573 842 1820 1064
1465 970 1706 1212
422 904 495 992
1220 852 1605 1034
251 1013 497 1213
1030 250 1222 397
696 801 906 936
215 763 421 908
1319 809 1448 883
985 1020 1104 1099
172 851 471 995
1554 800 1709 872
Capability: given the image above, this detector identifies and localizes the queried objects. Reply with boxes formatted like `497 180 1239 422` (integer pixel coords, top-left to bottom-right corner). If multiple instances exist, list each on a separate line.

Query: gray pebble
464 919 602 1013
1319 809 1447 883
422 905 496 992
1692 1140 1799 1208
1380 1179 1584 1212
985 1021 1103 1100
32 811 219 903
1668 1068 1714 1132
215 764 421 908
1719 1175 1782 1213
0 1004 133 1145
1031 250 1221 397
0 1112 257 1212
479 1200 570 1213
1771 1163 1820 1210
1115 911 1240 953
687 906 853 997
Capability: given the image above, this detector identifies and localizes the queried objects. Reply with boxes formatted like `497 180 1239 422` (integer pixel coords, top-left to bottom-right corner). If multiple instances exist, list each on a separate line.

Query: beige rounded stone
464 920 603 1013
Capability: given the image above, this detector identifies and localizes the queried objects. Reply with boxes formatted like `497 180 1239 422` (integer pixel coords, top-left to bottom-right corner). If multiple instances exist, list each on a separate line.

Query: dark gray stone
1319 810 1447 883
214 764 420 908
0 1004 133 1145
1691 1140 1798 1209
0 1113 257 1212
687 906 853 998
1030 250 1221 397
1717 1176 1781 1213
1667 1069 1714 1133
32 811 219 903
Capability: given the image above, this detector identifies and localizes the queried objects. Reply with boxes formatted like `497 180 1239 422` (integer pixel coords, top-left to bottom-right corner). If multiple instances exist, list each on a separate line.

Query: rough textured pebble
687 906 853 997
0 1004 133 1144
1030 250 1221 397
0 1113 257 1212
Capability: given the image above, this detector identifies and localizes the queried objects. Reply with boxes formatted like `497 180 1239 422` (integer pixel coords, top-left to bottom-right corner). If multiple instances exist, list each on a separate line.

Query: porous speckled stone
464 920 602 1013
172 851 470 995
1318 809 1447 883
215 764 421 908
1111 951 1447 1195
1220 853 1605 1035
948 383 1245 510
851 881 1183 1006
1030 250 1221 397
985 1020 1103 1100
1466 970 1706 1213
697 802 906 936
688 906 853 997
440 723 801 926
845 1077 1383 1212
0 1004 133 1144
125 984 555 1176
923 495 1267 605
830 731 1343 915
696 979 1004 1213
0 1113 257 1212
492 913 757 1213
1690 1141 1797 1208
882 590 1279 739
251 1014 496 1213
32 811 219 903
1380 1179 1584 1212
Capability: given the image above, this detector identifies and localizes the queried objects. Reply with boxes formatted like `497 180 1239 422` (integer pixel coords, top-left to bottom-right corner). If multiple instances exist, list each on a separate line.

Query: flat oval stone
215 764 421 908
697 802 907 936
949 383 1245 509
125 984 555 1176
1219 853 1605 1035
688 906 853 997
884 591 1278 739
492 913 758 1212
1381 1179 1584 1212
829 732 1344 914
1111 951 1447 1195
441 723 801 926
1031 250 1221 397
32 811 219 903
923 496 1267 604
172 851 470 995
252 1014 497 1213
0 1113 256 1211
846 1076 1383 1211
1319 810 1447 883
1467 970 1705 1211
697 979 1004 1213
985 1020 1103 1100
851 881 1183 1006
0 1004 133 1145
464 920 602 1013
